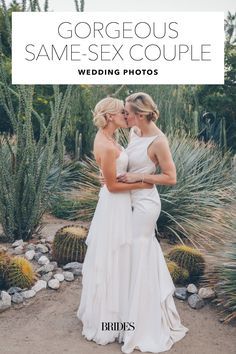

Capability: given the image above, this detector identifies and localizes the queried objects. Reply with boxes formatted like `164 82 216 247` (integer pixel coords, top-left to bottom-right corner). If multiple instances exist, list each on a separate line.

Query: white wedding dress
121 128 189 353
77 146 133 344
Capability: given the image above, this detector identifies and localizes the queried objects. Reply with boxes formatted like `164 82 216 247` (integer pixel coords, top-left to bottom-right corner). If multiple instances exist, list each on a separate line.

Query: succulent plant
167 261 182 283
5 256 37 289
167 260 190 284
168 245 205 277
0 251 11 289
52 225 88 265
206 241 236 323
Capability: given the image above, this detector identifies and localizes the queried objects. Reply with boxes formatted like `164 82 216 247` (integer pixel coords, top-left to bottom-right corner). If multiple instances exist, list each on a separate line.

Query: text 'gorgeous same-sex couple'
76 92 189 353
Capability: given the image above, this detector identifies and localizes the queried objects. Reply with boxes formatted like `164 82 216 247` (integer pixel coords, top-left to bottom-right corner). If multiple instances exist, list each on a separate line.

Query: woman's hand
117 173 141 183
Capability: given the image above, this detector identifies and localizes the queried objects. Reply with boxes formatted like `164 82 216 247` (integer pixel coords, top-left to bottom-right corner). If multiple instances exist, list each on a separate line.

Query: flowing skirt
77 185 133 345
121 188 189 353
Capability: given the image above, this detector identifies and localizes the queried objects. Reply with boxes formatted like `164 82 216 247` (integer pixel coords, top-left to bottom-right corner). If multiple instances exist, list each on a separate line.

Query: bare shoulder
153 132 169 146
94 134 116 164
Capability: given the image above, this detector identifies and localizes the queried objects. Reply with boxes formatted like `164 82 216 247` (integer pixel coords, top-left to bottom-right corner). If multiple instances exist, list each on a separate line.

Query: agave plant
157 133 235 249
208 240 236 323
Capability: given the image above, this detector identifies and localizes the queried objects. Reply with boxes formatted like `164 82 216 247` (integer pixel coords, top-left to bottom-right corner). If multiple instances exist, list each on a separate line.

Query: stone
188 294 205 309
63 262 83 270
54 267 63 273
198 287 216 299
54 273 64 282
25 250 35 261
13 245 24 255
7 287 23 295
22 290 36 299
174 287 188 300
34 252 43 261
12 239 24 248
38 255 50 265
187 283 198 294
48 279 60 290
11 292 24 304
32 280 47 293
0 291 11 312
50 261 58 268
37 263 55 275
35 244 49 254
72 268 82 276
41 272 53 282
25 243 36 251
63 271 74 282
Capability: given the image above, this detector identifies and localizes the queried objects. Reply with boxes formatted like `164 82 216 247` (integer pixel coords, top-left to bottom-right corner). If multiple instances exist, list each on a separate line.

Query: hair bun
152 109 159 122
93 113 107 128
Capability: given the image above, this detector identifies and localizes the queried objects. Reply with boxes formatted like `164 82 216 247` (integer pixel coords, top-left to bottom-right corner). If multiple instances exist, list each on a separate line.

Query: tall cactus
0 2 73 241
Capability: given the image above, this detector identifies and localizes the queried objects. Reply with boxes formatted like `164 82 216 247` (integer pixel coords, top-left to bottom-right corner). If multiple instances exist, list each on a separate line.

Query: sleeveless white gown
121 128 189 353
77 147 133 344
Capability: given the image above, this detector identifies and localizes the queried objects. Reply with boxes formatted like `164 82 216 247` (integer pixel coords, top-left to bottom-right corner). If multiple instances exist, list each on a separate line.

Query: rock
7 287 23 295
34 252 43 261
0 291 11 312
198 287 216 299
12 239 24 248
54 273 64 282
25 250 35 261
37 263 55 275
72 268 82 276
31 280 47 293
39 238 46 244
41 272 53 282
50 261 58 268
22 290 36 299
25 243 36 251
63 271 74 281
35 244 49 254
13 245 24 255
38 255 50 265
11 292 24 304
54 267 63 273
48 279 60 290
188 294 205 309
63 262 83 270
187 283 198 294
174 287 188 300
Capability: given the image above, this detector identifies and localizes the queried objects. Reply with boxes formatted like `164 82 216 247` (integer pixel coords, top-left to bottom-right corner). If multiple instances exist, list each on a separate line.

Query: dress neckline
132 128 164 139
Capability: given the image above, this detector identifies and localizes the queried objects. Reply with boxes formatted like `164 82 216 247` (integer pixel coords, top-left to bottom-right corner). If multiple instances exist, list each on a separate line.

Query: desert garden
0 1 236 353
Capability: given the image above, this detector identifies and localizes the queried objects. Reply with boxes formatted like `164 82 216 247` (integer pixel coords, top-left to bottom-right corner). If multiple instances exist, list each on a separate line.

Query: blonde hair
92 97 124 128
125 92 159 122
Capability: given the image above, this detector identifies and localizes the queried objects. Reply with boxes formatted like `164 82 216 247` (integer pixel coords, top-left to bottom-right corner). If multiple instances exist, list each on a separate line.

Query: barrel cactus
167 260 190 284
5 256 37 289
0 251 11 289
52 225 88 265
168 245 205 277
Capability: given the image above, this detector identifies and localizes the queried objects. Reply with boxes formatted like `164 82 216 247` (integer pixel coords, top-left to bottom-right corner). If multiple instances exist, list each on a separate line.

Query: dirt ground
0 215 236 354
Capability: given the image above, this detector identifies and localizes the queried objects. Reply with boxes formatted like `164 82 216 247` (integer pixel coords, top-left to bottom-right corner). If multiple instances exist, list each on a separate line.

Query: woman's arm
117 137 177 186
100 146 153 193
